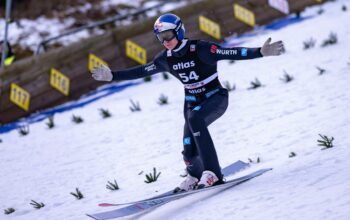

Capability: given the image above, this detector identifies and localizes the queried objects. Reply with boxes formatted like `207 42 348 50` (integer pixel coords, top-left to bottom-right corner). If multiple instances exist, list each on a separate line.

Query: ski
86 160 250 220
98 160 248 208
88 168 271 220
100 168 271 207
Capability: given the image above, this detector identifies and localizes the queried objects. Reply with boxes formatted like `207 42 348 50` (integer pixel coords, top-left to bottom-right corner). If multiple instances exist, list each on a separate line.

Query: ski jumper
112 39 262 180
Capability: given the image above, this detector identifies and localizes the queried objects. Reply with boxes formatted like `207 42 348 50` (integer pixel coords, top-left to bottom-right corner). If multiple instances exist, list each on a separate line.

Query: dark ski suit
112 39 262 180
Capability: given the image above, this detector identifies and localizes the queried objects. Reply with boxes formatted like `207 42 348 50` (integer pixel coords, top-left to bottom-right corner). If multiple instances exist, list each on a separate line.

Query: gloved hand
91 65 113 82
260 38 284 56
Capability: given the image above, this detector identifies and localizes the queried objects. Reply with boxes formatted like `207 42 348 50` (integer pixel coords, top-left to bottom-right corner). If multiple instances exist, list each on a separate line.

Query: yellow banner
233 3 256 27
89 53 108 72
50 68 70 96
10 83 30 111
126 40 147 65
199 15 221 40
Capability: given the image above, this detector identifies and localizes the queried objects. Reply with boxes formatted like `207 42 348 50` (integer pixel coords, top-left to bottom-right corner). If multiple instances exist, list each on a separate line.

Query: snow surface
1 0 350 219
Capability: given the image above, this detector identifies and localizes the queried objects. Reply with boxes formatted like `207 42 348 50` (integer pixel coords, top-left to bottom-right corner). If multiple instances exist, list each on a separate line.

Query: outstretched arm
111 63 160 81
197 38 284 64
91 51 169 82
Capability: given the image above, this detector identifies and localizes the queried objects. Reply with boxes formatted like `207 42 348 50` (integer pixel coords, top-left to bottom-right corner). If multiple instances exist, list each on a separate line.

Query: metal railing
35 0 183 55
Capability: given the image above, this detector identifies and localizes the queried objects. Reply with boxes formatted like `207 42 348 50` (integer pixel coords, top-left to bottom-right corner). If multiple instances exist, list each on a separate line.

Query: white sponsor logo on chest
173 61 195 70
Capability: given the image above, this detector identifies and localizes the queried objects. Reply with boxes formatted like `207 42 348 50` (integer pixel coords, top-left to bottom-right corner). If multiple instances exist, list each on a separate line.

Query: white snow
1 0 350 220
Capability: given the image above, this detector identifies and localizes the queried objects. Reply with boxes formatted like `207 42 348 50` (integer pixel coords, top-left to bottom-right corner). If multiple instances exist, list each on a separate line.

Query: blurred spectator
0 40 16 66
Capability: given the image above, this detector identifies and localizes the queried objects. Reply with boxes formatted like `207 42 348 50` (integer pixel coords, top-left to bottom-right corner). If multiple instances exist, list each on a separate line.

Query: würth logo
210 45 218 53
216 49 238 55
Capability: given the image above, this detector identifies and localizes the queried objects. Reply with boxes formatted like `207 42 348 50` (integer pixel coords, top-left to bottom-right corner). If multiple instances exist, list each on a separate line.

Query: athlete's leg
186 89 229 180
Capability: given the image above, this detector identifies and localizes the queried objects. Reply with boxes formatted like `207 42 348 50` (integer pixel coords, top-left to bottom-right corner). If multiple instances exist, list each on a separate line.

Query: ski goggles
156 30 176 43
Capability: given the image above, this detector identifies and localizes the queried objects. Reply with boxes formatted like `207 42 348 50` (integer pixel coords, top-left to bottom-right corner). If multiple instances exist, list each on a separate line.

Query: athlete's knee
187 112 204 129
